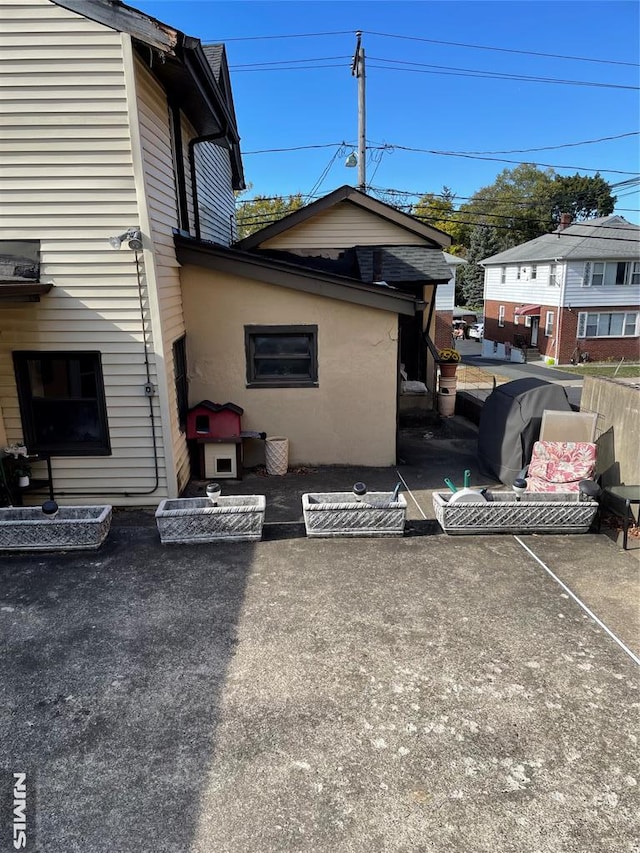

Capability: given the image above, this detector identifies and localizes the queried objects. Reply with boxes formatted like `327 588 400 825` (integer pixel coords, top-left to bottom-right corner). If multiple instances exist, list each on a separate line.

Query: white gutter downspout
556 257 567 365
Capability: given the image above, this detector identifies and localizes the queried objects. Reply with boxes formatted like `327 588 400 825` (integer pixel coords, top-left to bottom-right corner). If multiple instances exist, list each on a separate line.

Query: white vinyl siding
260 201 428 251
134 59 190 493
484 263 563 306
565 259 640 308
577 311 639 338
0 0 170 504
194 142 237 244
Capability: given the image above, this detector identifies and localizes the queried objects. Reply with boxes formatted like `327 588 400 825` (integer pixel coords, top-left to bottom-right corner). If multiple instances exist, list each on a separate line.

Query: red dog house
186 401 244 479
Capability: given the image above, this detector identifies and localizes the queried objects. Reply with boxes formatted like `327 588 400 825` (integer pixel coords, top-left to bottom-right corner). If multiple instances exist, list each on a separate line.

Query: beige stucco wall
181 266 400 466
581 376 640 486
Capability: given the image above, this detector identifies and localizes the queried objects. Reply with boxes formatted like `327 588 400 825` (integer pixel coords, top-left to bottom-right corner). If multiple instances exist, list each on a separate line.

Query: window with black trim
245 325 318 388
13 351 110 455
173 335 188 430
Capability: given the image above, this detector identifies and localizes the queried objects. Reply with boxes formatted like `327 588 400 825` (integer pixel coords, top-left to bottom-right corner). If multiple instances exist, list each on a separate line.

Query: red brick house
480 216 640 364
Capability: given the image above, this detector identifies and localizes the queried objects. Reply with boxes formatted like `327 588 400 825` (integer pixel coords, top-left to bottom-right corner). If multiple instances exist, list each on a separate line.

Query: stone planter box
155 496 266 544
0 505 112 551
302 492 407 538
432 490 598 535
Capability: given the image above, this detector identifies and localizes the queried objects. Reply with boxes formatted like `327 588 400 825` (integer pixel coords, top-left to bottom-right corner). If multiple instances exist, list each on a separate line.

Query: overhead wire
209 29 639 69
363 30 640 68
241 140 639 176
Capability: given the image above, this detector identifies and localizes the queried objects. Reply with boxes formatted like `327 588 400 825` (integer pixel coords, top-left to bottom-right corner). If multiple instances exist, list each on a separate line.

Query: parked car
468 322 484 340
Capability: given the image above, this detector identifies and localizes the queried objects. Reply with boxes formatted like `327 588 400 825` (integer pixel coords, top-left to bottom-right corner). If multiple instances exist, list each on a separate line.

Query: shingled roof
481 215 640 264
354 245 452 284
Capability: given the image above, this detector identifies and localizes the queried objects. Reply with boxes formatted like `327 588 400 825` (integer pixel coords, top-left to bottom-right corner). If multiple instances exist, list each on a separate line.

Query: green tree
236 191 305 239
460 164 556 249
412 186 466 250
548 172 615 223
458 165 616 251
458 224 502 307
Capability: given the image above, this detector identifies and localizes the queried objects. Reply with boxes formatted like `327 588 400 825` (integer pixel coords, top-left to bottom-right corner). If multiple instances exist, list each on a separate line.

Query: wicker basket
433 491 598 535
0 505 112 551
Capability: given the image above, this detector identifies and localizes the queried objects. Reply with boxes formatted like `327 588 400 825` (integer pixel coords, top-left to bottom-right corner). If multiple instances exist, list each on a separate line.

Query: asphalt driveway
1 521 638 853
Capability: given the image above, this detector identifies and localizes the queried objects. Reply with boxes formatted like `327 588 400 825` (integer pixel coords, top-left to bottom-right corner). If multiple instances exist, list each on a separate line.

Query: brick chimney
558 212 573 231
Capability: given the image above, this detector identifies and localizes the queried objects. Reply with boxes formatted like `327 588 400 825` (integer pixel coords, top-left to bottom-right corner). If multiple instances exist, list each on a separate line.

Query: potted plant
15 463 31 488
437 347 461 378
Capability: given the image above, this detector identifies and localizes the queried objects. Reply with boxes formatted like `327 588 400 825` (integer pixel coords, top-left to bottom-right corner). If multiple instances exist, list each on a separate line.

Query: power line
366 61 639 91
447 131 640 156
236 209 640 242
208 30 640 69
229 57 639 91
373 144 639 176
242 130 640 156
230 55 350 68
236 189 640 214
241 139 639 176
362 30 640 69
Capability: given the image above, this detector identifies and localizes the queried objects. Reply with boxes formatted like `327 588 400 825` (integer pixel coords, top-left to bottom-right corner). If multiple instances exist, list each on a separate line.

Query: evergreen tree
459 225 502 307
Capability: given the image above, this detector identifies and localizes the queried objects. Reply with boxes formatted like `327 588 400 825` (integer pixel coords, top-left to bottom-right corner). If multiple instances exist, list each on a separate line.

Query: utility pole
351 31 366 191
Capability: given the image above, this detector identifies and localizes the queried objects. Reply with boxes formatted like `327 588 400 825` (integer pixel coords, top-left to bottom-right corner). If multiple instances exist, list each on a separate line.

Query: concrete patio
1 419 638 853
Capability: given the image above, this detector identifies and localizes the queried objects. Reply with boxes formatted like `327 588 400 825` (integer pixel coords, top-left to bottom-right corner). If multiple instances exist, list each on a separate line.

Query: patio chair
520 441 598 493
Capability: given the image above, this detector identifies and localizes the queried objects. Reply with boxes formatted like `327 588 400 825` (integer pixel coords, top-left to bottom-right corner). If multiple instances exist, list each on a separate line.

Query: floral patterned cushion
526 441 597 493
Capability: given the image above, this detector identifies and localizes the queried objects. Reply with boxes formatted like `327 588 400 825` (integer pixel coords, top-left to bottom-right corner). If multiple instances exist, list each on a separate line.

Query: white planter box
0 505 112 551
155 496 266 544
302 492 407 538
432 491 598 535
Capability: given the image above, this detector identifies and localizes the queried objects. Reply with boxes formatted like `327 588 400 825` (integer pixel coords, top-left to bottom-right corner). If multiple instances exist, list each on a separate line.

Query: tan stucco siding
182 266 399 466
0 0 169 504
260 201 426 251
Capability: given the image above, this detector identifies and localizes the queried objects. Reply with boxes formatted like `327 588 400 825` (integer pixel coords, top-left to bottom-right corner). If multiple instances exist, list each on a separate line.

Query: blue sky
134 1 640 221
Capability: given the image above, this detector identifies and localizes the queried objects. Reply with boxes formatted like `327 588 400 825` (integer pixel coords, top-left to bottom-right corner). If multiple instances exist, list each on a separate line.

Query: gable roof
54 0 244 188
236 185 452 251
481 215 640 265
174 234 425 316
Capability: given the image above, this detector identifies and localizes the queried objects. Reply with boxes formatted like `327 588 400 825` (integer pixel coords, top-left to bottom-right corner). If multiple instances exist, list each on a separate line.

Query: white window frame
548 263 558 287
584 260 635 287
498 305 505 327
514 309 519 325
531 264 537 280
577 311 639 338
500 266 506 284
545 311 554 335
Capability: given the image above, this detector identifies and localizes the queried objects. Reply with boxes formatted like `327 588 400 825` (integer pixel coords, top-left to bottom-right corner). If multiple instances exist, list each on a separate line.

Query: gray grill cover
478 378 571 486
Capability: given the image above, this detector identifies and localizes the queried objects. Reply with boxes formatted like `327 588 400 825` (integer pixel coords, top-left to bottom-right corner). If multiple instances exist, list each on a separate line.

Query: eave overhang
0 282 52 302
174 235 425 317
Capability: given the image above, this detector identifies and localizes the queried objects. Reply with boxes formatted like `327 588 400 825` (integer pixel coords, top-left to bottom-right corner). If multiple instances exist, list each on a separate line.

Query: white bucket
437 391 456 417
265 436 289 476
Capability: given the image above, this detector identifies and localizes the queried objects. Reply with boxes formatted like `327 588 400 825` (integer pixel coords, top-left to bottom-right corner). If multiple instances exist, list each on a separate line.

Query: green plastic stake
463 469 471 488
444 478 457 493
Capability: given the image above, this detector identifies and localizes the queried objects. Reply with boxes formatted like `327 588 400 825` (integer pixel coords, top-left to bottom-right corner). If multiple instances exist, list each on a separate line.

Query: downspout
422 284 438 399
556 258 566 365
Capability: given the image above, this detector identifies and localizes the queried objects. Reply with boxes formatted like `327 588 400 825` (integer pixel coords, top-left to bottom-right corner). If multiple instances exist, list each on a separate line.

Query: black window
13 351 110 456
245 325 318 388
173 335 188 430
